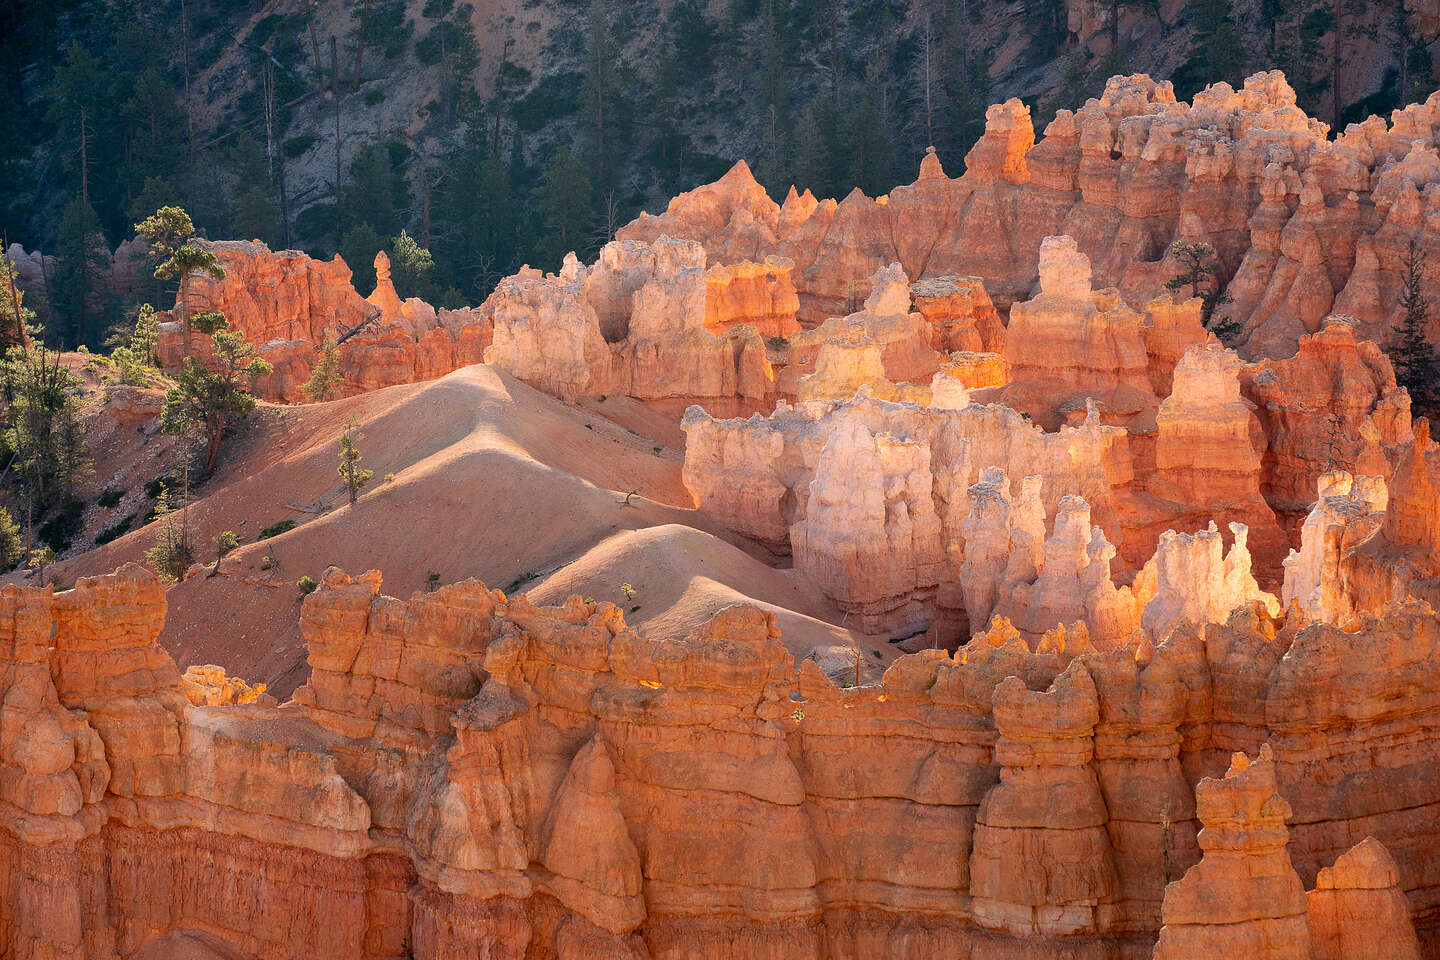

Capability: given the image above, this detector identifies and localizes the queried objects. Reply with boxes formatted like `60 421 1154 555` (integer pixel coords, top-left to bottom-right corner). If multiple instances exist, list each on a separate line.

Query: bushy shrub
96 514 136 545
258 519 297 540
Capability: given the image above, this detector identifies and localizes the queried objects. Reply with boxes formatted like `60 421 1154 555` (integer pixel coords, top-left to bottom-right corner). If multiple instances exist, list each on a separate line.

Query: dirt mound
48 364 866 698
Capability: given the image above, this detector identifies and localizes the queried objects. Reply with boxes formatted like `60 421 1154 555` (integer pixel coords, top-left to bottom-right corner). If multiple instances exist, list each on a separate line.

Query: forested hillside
2 0 1435 348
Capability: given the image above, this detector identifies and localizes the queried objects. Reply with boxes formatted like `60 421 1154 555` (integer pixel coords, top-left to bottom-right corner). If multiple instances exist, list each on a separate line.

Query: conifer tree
337 419 373 505
134 206 224 358
1 333 91 539
303 337 342 402
52 196 109 348
160 313 272 475
1390 240 1438 410
144 482 192 582
389 230 436 300
1166 240 1233 323
0 264 91 533
534 150 595 267
131 303 160 364
0 506 22 571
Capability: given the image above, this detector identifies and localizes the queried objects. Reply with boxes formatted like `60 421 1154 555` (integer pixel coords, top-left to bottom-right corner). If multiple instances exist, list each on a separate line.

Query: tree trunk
352 0 370 92
205 422 222 476
79 103 89 207
923 14 933 146
308 6 323 83
179 271 192 357
181 0 194 163
6 255 29 349
1398 0 1410 106
333 37 343 246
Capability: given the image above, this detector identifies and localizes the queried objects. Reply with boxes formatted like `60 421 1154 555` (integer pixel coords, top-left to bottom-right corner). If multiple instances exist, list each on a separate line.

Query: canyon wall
621 71 1440 363
3 563 1436 959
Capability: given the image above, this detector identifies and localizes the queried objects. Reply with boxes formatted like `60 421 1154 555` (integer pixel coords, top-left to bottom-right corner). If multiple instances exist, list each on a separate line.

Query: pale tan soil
44 364 872 698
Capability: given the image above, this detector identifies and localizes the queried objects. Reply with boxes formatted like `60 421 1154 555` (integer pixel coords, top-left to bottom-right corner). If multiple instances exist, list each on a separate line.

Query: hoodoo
4 4 1440 952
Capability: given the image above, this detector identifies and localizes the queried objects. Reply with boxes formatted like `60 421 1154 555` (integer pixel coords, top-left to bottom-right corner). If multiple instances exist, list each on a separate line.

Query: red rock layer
5 559 1439 958
154 240 492 402
621 72 1440 363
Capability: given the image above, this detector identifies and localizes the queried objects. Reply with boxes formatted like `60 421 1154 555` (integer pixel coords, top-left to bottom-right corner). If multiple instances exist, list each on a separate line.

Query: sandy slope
528 523 893 664
51 364 867 698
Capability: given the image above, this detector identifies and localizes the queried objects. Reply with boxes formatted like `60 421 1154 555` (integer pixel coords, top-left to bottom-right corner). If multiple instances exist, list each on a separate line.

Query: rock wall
153 240 491 402
682 389 1136 638
6 563 1438 959
619 71 1440 364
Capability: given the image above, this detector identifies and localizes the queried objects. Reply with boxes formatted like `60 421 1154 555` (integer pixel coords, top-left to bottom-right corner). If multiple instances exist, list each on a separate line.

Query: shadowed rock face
3 562 1436 959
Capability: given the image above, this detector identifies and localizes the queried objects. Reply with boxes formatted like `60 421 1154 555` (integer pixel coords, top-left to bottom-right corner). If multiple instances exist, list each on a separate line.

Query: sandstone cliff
5 563 1436 959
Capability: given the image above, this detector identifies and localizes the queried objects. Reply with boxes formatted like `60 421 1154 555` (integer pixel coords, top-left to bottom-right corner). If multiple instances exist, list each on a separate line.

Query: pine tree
389 230 436 301
343 143 412 240
534 150 595 267
339 223 386 294
160 314 272 475
0 255 32 355
1165 240 1233 323
1390 240 1438 409
232 186 283 247
144 483 193 582
52 196 110 348
303 337 342 402
209 529 239 576
131 303 160 364
45 43 108 209
337 419 373 505
0 506 22 571
134 206 225 358
1 329 92 528
792 105 829 196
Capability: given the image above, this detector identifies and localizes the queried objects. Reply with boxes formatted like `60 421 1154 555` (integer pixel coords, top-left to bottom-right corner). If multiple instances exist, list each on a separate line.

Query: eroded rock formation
618 70 1440 366
5 561 1437 958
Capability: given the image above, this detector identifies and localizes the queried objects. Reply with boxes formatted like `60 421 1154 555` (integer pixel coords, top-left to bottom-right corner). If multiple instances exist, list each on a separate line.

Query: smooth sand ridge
528 523 884 664
48 364 867 697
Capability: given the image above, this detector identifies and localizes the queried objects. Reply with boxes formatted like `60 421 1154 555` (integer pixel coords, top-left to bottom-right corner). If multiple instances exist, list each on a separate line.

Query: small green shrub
96 514 137 545
258 519 297 540
38 501 85 553
297 575 317 596
97 488 124 509
144 475 173 499
504 571 539 593
364 88 385 106
283 134 317 158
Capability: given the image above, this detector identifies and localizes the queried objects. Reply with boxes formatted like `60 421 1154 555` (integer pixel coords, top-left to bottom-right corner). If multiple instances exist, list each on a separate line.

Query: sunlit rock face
1152 744 1312 960
49 66 1440 960
617 70 1440 366
153 239 492 402
5 563 1436 958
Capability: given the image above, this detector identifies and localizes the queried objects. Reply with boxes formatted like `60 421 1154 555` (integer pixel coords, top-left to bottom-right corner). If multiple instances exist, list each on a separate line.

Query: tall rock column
1306 837 1422 960
1152 744 1311 960
792 417 945 637
1151 339 1288 569
969 659 1119 936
